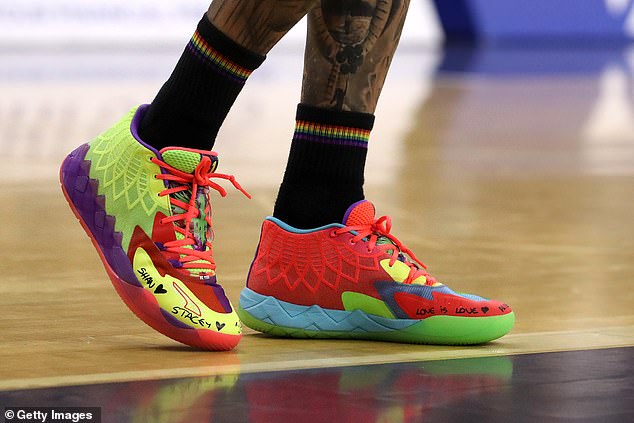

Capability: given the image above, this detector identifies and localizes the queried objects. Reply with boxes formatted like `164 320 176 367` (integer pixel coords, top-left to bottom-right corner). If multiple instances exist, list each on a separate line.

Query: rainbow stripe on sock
187 31 253 84
294 120 370 148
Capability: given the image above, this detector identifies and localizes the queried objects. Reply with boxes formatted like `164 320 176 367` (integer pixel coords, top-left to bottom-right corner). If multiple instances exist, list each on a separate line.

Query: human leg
140 0 318 151
240 0 515 344
273 0 410 228
59 0 316 350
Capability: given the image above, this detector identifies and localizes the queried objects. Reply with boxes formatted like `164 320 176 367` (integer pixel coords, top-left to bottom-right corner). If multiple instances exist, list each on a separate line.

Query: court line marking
0 325 632 391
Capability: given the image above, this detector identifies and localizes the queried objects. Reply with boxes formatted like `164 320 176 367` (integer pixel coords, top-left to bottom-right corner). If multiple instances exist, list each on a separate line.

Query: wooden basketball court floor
1 44 633 421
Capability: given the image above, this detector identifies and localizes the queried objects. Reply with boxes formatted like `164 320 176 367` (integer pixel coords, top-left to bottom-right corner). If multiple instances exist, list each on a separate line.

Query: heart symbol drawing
154 284 167 294
216 321 226 331
481 306 489 314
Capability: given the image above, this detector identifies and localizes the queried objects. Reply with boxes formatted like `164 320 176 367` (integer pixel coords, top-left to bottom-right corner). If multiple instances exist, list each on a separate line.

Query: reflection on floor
2 348 632 422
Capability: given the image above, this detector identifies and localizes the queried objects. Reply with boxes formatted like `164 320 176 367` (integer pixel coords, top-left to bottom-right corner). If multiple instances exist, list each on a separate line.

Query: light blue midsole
239 288 417 332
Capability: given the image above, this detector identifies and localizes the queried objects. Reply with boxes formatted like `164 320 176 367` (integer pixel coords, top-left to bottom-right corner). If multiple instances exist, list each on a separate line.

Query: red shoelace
151 155 250 271
332 215 437 285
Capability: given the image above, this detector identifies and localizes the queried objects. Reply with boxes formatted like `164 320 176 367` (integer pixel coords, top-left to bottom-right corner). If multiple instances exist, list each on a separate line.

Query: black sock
139 14 265 151
273 104 375 229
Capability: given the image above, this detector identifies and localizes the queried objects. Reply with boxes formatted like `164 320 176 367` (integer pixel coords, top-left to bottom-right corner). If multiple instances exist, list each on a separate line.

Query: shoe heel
59 143 141 287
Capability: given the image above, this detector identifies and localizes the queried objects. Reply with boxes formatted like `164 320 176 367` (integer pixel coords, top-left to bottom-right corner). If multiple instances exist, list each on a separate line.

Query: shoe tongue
343 200 433 286
342 200 376 226
343 200 393 248
160 147 218 174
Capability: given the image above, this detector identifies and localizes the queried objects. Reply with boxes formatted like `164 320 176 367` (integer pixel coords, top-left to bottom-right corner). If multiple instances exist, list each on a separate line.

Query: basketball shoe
239 200 514 344
60 105 249 350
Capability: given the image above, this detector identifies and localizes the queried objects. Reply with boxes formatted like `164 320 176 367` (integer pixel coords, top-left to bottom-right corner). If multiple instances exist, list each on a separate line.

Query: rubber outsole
238 288 515 345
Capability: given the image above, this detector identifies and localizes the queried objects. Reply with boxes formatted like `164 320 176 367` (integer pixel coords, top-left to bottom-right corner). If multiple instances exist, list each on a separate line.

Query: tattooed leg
301 0 410 113
208 0 319 56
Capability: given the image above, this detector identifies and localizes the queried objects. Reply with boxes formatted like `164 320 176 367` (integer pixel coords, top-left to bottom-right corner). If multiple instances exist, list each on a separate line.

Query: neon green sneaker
60 105 249 350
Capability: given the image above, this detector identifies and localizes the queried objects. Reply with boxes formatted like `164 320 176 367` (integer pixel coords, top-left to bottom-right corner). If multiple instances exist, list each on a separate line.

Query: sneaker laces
333 215 437 285
151 155 250 271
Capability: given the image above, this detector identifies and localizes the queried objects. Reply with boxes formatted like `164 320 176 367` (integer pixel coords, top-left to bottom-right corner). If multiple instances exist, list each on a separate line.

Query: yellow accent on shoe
341 291 395 318
380 259 427 285
133 247 241 335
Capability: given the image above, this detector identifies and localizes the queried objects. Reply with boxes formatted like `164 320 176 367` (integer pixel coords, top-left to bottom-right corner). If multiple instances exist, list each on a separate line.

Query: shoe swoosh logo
132 247 240 334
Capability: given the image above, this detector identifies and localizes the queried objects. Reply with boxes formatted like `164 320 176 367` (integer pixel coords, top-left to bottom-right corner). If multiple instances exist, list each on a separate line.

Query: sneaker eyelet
329 230 338 238
349 239 357 245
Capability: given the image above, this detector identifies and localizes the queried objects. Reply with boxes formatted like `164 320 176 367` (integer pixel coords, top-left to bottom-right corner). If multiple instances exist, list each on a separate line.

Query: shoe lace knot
335 215 437 285
151 155 250 272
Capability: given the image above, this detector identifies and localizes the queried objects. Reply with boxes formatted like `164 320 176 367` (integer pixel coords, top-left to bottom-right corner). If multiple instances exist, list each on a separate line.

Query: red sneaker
239 200 514 344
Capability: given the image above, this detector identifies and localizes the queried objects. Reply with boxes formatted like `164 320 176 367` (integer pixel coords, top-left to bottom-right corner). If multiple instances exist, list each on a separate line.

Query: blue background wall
433 0 634 43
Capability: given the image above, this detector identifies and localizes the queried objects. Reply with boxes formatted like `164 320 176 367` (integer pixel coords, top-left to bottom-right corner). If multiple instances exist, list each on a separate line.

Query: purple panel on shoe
95 195 106 209
168 259 182 268
209 281 233 313
75 175 88 193
88 180 100 204
94 210 105 230
61 144 142 287
103 216 116 248
130 105 160 156
160 308 194 330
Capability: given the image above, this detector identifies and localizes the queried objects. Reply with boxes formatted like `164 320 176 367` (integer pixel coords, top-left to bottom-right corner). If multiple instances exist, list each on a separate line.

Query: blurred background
1 2 634 419
0 0 441 187
1 0 633 185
